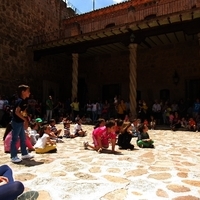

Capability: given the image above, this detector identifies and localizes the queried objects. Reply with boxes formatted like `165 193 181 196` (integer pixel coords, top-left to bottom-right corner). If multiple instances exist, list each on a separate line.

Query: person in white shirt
152 99 162 125
73 119 87 137
29 121 39 146
34 125 56 153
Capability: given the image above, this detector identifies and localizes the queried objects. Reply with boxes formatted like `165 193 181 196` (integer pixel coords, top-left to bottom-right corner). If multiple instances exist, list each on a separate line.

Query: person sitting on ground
35 117 43 132
171 111 181 131
169 111 174 128
0 164 39 200
114 119 123 135
124 114 130 122
149 115 156 130
28 121 40 146
81 115 92 124
84 119 117 154
73 118 87 137
196 114 200 132
84 118 105 148
143 119 149 127
131 118 140 137
117 122 134 150
137 123 154 148
114 118 123 144
4 122 34 153
180 117 188 128
169 111 174 127
24 122 35 152
49 119 62 137
34 124 57 154
187 117 197 132
63 118 73 138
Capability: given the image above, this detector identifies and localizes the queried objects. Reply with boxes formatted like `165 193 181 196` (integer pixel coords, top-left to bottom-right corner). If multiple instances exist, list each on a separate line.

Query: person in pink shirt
84 119 117 153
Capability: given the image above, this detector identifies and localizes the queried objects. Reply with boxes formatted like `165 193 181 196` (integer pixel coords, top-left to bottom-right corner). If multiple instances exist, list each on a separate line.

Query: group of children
83 118 154 154
3 115 154 157
169 111 200 132
3 118 63 155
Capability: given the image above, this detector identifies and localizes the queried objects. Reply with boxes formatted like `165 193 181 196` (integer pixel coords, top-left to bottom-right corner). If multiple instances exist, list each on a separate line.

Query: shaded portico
30 0 200 116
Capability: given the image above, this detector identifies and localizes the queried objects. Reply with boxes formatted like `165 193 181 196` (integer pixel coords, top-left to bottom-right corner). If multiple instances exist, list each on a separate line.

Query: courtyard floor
1 124 200 200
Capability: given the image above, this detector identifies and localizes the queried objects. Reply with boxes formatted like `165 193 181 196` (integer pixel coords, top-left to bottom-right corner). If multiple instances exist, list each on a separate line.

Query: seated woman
137 123 154 148
117 122 134 150
0 164 38 200
34 125 57 154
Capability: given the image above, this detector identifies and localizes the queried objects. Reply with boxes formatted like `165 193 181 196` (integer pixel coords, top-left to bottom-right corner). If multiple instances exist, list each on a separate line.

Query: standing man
152 99 162 125
46 96 53 122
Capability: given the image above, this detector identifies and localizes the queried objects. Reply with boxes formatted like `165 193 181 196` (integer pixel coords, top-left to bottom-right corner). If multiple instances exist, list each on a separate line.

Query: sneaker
11 156 22 163
17 190 39 200
21 154 34 160
139 144 143 148
83 141 88 149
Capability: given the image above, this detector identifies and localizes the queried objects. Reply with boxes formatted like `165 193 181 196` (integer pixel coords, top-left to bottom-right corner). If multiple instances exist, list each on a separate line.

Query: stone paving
1 124 200 200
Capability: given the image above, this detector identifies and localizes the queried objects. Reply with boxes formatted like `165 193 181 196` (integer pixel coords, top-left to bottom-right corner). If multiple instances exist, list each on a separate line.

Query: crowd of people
137 98 200 132
2 84 200 199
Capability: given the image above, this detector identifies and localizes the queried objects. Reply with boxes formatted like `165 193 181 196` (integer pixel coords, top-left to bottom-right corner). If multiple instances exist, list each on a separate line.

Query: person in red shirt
188 117 196 131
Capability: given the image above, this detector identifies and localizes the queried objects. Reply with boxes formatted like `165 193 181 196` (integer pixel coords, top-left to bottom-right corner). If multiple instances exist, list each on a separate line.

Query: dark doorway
160 89 170 102
186 79 200 100
102 84 120 102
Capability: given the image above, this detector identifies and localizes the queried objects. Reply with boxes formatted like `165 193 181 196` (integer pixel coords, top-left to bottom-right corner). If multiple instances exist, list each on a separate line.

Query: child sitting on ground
29 121 40 146
117 122 134 150
84 119 117 154
131 118 140 137
180 117 188 128
73 119 87 137
63 119 73 138
49 119 62 137
34 125 57 153
187 117 196 131
196 114 200 132
149 115 156 130
137 123 154 148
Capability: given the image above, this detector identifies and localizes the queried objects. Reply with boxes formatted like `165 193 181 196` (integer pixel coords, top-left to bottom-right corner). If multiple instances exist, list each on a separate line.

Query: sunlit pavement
1 124 200 200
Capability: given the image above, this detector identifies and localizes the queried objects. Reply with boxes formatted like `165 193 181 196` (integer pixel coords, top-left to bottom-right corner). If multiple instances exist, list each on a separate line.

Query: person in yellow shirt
116 99 126 120
70 98 79 122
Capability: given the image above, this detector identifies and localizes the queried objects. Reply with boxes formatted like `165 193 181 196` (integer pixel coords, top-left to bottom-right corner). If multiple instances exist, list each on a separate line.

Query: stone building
1 0 200 116
0 0 76 100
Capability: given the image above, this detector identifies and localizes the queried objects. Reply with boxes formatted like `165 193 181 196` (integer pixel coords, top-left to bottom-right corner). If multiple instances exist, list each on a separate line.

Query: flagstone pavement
1 124 200 200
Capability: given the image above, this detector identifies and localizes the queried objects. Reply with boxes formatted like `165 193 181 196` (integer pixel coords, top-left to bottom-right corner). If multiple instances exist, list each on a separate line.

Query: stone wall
0 0 74 101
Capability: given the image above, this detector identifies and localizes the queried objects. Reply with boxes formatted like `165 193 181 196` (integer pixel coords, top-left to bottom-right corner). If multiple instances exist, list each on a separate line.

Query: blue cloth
11 121 28 158
0 165 24 200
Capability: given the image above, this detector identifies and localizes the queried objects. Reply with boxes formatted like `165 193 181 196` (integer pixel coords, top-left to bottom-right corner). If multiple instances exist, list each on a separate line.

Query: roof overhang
30 8 200 60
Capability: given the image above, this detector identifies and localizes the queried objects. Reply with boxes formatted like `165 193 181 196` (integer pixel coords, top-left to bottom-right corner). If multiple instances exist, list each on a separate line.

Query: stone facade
1 0 200 108
0 0 74 101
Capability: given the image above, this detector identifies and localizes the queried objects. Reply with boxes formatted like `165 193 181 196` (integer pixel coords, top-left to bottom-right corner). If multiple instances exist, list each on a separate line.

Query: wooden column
72 53 79 101
129 43 138 118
